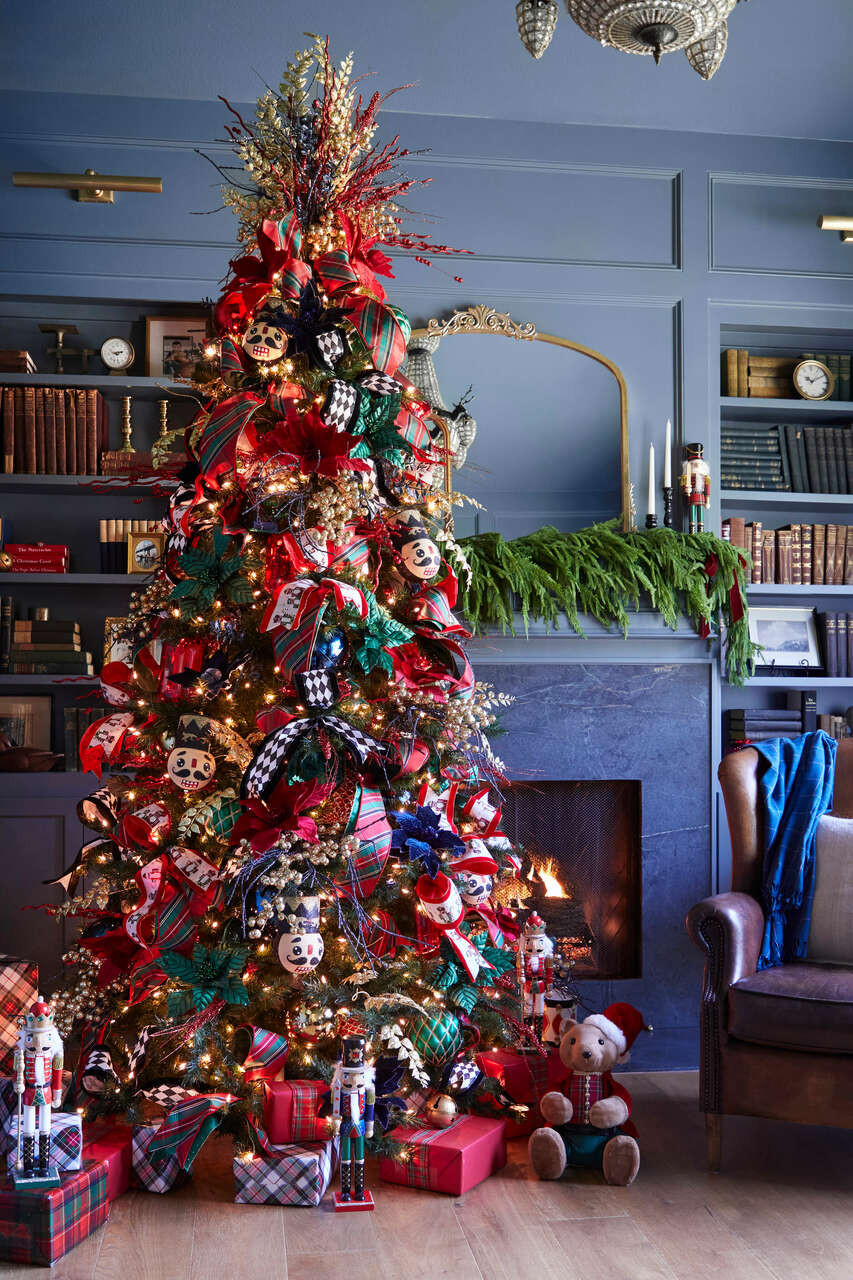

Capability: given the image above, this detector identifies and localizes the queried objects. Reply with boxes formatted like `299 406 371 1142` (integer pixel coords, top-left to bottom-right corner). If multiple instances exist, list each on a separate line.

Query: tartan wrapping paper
8 1112 82 1173
0 1158 109 1268
0 955 38 1073
262 1080 331 1144
379 1115 507 1196
131 1124 189 1194
234 1137 337 1206
0 1078 16 1155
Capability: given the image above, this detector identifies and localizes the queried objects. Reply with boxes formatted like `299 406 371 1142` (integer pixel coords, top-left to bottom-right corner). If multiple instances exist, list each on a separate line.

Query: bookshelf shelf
2 574 139 585
721 396 853 420
747 585 853 596
0 674 99 686
732 676 853 688
0 473 176 495
720 489 853 508
0 373 186 402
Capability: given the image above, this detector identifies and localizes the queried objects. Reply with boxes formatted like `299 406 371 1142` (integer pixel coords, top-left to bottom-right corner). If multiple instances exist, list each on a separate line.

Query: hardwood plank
453 1166 581 1280
373 1178 483 1280
549 1216 678 1280
93 1185 196 1280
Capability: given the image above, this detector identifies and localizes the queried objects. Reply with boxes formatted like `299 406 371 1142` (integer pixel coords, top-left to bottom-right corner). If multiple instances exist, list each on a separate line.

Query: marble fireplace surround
469 617 713 1070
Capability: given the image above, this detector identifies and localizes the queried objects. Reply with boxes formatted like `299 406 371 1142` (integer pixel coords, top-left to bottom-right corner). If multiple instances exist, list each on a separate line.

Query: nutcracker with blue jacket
12 995 64 1187
517 913 554 1043
331 1034 376 1210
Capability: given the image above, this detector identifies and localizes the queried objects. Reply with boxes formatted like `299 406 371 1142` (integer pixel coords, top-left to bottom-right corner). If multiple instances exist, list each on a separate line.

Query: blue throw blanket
754 731 836 969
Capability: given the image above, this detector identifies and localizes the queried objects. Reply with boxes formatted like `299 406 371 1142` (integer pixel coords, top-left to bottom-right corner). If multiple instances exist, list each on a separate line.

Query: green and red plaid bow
241 1025 290 1083
148 1091 233 1171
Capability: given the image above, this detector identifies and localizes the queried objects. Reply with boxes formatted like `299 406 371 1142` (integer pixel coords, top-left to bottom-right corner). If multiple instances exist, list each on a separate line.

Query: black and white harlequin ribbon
127 1025 154 1078
358 371 401 397
442 1056 484 1096
243 714 382 799
295 668 340 709
139 1083 199 1108
81 1048 117 1093
321 379 361 432
313 328 347 367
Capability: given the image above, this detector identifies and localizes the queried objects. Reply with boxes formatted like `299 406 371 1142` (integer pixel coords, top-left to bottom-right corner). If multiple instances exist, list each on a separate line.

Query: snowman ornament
166 714 216 793
277 895 325 975
388 510 442 581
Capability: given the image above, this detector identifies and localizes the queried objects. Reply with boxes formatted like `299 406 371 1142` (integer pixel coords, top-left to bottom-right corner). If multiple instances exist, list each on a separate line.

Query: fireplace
499 779 642 981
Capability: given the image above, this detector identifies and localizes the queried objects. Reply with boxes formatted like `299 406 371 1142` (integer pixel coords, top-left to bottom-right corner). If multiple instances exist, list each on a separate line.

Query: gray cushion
808 815 853 964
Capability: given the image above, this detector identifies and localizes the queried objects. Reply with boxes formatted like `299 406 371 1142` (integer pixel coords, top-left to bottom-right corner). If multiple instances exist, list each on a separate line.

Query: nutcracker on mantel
680 442 711 534
517 912 555 1043
12 995 64 1187
330 1034 376 1211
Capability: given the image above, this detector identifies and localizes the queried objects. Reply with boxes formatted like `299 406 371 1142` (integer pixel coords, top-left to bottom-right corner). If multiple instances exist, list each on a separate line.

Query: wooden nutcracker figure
331 1034 376 1211
517 912 554 1043
12 995 64 1188
680 442 711 534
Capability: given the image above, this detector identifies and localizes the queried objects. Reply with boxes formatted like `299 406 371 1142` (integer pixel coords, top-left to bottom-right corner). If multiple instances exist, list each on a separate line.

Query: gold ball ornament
425 1093 458 1129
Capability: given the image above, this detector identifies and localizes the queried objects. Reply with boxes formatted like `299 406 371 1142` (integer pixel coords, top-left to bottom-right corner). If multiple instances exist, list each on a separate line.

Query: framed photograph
104 616 133 666
748 606 822 671
145 315 208 378
0 696 52 749
127 529 165 574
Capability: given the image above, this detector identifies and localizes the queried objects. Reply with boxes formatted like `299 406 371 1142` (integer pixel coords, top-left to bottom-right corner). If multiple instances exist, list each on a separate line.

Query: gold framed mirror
407 305 632 534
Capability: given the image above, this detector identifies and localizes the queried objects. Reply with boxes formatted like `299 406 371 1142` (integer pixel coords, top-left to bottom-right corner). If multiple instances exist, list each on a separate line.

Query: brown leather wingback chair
686 740 853 1171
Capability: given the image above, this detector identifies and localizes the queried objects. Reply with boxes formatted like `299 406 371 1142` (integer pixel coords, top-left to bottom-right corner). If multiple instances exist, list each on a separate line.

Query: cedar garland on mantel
452 520 755 687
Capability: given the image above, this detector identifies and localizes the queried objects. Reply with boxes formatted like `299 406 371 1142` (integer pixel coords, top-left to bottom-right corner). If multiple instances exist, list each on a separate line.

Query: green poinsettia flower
169 528 256 619
353 593 414 674
349 388 411 464
162 943 249 1018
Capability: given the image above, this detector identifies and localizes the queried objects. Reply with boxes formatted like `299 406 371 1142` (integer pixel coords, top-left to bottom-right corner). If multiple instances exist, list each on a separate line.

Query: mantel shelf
747 584 853 595
467 610 713 664
0 373 187 401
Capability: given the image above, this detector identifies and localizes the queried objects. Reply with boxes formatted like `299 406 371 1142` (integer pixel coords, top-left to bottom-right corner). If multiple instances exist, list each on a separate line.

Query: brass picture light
12 168 162 203
817 214 853 242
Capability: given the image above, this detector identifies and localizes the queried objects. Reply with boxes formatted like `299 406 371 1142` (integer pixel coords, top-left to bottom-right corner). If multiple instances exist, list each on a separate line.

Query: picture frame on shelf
145 316 207 378
127 530 165 574
103 616 132 666
748 606 822 672
0 695 52 749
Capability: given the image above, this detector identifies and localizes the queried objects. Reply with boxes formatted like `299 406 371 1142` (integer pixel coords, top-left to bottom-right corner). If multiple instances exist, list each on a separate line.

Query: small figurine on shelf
12 995 64 1188
331 1034 376 1211
680 442 711 534
517 912 554 1044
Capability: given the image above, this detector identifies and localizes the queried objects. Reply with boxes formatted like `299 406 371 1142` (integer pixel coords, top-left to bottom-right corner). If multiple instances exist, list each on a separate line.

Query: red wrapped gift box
262 1079 331 1144
476 1048 569 1138
379 1115 506 1195
0 956 38 1074
0 1158 109 1268
82 1123 132 1201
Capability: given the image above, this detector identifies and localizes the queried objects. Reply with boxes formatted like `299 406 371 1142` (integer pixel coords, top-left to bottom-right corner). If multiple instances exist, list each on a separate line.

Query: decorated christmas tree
48 38 537 1166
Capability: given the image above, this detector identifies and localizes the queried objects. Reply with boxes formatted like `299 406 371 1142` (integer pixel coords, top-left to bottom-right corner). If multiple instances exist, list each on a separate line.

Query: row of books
721 422 853 493
100 520 160 573
817 714 852 743
0 602 93 674
817 612 853 679
725 692 816 748
1 385 108 475
1 542 69 574
64 704 109 771
721 519 853 585
723 349 852 400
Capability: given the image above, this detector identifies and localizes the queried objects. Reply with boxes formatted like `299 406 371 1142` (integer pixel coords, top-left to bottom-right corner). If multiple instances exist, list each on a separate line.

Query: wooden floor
6 1071 853 1280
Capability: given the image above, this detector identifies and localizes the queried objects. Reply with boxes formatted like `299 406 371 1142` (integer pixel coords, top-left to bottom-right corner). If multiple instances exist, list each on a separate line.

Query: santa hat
449 848 498 877
583 1003 649 1063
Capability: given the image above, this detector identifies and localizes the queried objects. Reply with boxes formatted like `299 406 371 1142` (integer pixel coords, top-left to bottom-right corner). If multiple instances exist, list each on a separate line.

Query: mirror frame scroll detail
411 305 632 533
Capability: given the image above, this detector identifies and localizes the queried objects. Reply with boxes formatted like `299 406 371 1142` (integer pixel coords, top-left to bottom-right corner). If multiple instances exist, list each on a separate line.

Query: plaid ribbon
0 956 37 1073
131 1124 186 1194
8 1113 82 1173
390 1119 463 1190
193 392 264 487
147 1092 232 1171
233 1139 336 1206
0 1159 108 1267
337 784 392 898
273 599 327 679
271 1080 329 1143
241 1026 289 1083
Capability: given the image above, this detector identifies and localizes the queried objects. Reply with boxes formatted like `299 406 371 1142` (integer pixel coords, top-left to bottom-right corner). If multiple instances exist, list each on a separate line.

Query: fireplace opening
498 780 642 980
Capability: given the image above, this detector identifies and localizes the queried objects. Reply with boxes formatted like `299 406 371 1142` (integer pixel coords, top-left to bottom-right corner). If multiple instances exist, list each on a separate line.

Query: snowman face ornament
166 745 215 792
242 320 287 365
390 510 442 582
278 929 325 975
454 870 494 906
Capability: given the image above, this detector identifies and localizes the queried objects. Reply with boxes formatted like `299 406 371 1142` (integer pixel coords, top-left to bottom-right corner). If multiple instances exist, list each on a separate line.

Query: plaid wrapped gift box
234 1137 337 1206
0 1158 109 1268
262 1079 331 1144
476 1048 570 1138
0 1078 16 1156
132 1124 190 1194
82 1123 132 1202
379 1115 506 1195
0 955 38 1074
8 1112 82 1173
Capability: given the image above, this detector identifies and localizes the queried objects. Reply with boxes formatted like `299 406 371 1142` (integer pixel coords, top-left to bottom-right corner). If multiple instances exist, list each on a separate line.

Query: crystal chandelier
515 0 746 79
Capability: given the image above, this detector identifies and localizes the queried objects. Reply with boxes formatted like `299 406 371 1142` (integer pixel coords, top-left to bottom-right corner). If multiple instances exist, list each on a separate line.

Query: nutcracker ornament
680 442 711 534
12 996 64 1188
517 912 554 1043
331 1034 376 1211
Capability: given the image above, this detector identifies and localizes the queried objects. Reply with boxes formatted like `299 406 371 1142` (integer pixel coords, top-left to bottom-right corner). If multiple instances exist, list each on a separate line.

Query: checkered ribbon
391 1119 463 1190
313 329 346 367
234 1140 335 1206
358 370 401 397
443 1057 484 1096
128 1025 154 1078
0 1159 109 1267
147 1092 232 1171
80 1047 116 1093
8 1113 82 1172
321 379 361 432
139 1083 199 1109
0 956 37 1072
241 1026 289 1083
131 1124 186 1194
242 715 382 800
295 668 340 709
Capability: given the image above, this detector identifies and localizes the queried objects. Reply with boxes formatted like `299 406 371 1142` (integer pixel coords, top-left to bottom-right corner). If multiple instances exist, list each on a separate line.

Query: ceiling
3 0 853 142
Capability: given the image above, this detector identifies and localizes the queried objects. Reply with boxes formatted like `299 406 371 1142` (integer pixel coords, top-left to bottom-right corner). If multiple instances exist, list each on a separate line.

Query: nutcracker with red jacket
517 912 554 1041
680 441 711 534
330 1034 376 1211
12 995 64 1187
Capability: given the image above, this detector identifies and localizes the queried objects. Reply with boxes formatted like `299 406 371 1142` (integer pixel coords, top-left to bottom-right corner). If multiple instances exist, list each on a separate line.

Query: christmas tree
50 38 535 1162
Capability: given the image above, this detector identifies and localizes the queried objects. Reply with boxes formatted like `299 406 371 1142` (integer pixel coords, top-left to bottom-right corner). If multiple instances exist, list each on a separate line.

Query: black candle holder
645 513 658 530
663 487 673 528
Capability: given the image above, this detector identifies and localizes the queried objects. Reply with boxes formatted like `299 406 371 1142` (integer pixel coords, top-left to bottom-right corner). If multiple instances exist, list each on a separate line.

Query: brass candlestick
120 396 134 453
158 399 169 440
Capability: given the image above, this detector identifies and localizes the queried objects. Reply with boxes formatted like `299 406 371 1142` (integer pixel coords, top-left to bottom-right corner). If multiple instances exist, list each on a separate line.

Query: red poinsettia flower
340 214 395 301
260 407 371 477
228 219 294 289
230 778 333 855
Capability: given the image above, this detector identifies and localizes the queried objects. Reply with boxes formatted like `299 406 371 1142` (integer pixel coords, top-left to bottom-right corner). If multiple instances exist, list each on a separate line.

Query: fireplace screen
498 780 641 980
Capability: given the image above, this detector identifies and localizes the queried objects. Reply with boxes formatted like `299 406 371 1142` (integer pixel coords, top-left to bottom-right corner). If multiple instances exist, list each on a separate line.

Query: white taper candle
664 418 672 488
648 443 655 516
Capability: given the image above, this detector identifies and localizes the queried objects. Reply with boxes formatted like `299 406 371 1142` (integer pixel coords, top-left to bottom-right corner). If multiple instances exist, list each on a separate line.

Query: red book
43 387 56 474
75 389 87 475
5 543 70 556
23 385 36 473
86 389 100 475
1 386 12 473
34 386 45 473
54 389 67 474
64 390 77 474
13 388 24 472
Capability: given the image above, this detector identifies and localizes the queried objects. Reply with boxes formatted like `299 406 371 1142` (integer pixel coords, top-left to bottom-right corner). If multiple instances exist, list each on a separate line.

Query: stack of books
7 615 93 676
3 542 69 574
721 424 790 491
726 707 804 746
100 519 160 571
723 349 853 401
64 704 109 770
816 611 853 678
817 713 850 742
0 386 107 474
721 519 853 585
722 421 853 493
0 351 36 374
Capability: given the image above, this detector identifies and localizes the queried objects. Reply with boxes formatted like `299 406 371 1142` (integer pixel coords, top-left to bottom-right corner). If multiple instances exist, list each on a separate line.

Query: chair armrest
686 892 765 991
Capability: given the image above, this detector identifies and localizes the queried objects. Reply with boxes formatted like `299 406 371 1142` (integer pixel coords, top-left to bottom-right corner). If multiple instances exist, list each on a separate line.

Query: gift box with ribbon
476 1048 569 1138
7 1112 82 1174
82 1123 132 1202
131 1123 190 1194
262 1079 331 1145
378 1115 506 1195
0 955 38 1074
234 1136 338 1206
0 1078 16 1156
0 1158 109 1268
